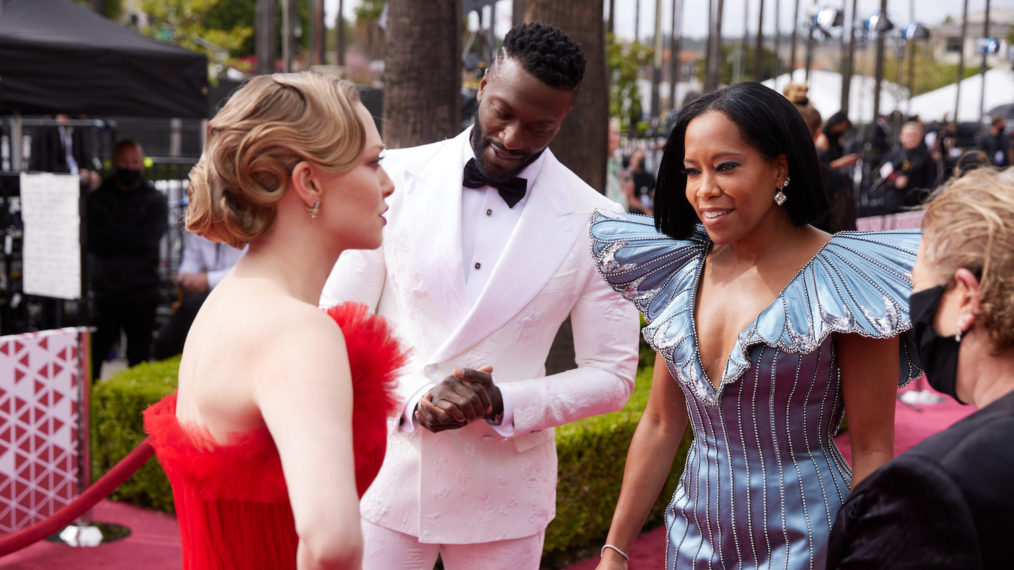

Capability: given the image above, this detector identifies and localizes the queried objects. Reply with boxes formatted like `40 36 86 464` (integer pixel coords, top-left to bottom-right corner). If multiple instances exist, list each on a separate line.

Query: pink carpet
0 381 974 570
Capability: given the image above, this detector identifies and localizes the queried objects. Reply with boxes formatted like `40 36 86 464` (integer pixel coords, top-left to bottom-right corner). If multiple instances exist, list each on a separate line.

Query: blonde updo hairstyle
921 167 1014 351
186 72 365 247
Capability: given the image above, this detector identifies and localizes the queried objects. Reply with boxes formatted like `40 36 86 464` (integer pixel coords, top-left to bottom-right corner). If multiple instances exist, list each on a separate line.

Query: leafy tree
355 0 387 20
202 0 313 60
138 0 253 77
75 0 123 20
607 33 652 133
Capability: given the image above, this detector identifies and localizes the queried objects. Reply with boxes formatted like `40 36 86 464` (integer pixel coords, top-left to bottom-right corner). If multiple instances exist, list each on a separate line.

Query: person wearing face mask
828 167 1014 569
85 139 168 381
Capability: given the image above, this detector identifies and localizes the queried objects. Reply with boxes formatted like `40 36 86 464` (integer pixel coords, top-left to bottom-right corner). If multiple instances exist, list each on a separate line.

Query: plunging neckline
689 235 834 394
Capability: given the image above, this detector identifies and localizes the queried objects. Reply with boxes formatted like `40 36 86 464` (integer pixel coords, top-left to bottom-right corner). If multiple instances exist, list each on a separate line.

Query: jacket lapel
397 133 470 329
430 150 584 364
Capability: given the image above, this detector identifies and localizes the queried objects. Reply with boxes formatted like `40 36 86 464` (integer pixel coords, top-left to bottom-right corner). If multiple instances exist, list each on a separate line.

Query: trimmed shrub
90 349 693 565
90 356 179 513
543 364 692 567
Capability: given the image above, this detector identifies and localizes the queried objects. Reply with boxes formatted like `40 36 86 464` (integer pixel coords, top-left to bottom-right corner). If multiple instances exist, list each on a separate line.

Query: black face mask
909 285 965 404
115 168 142 188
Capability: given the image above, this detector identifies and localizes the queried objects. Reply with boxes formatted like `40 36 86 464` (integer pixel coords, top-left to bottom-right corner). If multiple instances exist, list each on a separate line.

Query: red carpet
0 381 974 570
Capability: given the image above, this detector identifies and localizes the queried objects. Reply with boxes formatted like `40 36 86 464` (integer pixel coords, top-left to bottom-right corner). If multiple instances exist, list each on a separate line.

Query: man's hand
416 366 502 433
178 272 210 293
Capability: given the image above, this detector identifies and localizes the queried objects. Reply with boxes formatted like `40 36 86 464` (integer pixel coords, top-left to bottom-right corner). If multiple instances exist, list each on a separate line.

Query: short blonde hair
186 72 365 247
921 167 1014 350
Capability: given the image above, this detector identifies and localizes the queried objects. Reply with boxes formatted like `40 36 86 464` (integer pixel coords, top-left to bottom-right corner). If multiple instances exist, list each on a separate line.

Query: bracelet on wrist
601 543 630 562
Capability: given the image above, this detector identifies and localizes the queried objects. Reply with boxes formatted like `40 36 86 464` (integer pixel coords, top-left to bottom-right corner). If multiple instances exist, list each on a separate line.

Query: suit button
424 364 436 375
520 316 535 328
410 287 424 297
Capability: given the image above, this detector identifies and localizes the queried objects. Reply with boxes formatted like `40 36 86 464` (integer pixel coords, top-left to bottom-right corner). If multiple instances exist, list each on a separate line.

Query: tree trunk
335 0 345 67
669 0 683 109
513 0 525 26
382 0 461 149
753 0 764 81
256 0 277 75
705 0 723 91
841 0 857 114
954 0 969 121
789 0 799 74
311 0 325 66
522 0 607 193
651 0 663 119
521 0 607 375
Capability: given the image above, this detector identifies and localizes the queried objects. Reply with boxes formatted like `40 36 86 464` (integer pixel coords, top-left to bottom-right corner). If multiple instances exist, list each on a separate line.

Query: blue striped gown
589 210 922 570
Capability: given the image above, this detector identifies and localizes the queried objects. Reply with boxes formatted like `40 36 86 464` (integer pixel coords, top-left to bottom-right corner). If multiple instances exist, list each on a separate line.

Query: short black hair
654 82 828 239
494 22 585 91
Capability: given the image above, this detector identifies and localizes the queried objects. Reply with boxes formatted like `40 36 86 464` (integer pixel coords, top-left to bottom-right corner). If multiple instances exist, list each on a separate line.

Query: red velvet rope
0 438 156 556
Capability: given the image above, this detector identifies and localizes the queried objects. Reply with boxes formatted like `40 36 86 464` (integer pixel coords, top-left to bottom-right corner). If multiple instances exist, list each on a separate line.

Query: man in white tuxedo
321 23 639 569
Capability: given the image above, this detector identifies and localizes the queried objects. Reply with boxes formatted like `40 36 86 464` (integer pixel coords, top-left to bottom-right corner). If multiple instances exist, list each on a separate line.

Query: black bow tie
462 158 527 208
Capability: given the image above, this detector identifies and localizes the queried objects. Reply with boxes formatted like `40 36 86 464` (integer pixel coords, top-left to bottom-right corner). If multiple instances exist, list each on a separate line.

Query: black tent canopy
0 0 208 118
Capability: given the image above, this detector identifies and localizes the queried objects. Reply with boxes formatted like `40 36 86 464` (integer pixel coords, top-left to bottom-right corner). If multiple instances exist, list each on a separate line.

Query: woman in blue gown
592 83 921 570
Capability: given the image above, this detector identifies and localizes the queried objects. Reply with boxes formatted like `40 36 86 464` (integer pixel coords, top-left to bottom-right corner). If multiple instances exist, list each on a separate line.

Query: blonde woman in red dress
144 72 403 569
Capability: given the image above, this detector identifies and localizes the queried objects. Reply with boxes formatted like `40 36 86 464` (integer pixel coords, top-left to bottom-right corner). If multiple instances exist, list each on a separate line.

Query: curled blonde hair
921 167 1014 350
186 72 365 247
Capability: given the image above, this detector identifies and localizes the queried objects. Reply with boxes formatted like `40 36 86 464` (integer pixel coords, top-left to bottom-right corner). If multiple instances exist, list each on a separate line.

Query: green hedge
543 363 692 567
91 357 180 513
91 348 692 566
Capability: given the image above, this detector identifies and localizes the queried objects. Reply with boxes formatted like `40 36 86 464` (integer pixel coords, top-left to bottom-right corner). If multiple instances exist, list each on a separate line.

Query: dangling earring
306 199 320 219
774 176 790 206
955 315 969 342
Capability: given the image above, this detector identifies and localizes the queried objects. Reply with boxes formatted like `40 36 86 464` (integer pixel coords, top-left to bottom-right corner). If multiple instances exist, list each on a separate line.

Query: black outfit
977 130 1011 167
85 176 168 380
880 144 937 213
627 169 655 215
828 390 1014 569
29 123 97 175
813 157 857 233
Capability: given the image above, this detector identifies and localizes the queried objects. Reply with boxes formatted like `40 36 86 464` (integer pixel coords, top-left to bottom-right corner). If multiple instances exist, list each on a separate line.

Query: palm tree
753 0 765 81
789 0 800 74
669 0 684 108
256 0 276 75
954 0 969 121
522 0 608 192
335 0 345 67
382 0 461 148
705 0 724 91
521 0 606 375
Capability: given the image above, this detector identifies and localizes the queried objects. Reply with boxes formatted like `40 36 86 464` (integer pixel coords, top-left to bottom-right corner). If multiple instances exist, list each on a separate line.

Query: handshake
416 366 504 433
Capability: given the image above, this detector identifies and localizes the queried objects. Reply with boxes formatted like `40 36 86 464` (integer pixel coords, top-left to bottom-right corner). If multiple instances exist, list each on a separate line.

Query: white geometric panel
0 327 85 533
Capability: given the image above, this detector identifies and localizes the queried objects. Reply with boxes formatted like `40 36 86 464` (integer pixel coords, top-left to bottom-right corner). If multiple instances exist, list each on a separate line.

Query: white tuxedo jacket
321 129 639 543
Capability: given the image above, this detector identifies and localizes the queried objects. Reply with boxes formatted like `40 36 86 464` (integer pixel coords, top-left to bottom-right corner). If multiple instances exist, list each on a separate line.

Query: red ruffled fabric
143 302 406 569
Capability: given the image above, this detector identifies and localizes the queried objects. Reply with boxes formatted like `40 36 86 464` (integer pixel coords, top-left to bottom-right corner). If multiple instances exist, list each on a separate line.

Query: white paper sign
19 173 81 299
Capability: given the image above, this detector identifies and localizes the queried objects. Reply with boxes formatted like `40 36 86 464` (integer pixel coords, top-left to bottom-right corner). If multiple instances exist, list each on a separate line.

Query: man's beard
469 120 544 180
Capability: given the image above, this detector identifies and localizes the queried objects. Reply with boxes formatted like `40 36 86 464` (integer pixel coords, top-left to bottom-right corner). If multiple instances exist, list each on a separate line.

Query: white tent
762 69 906 123
908 67 1014 122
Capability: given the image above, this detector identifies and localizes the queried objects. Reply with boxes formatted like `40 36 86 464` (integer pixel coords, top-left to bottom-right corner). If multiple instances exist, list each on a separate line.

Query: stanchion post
77 328 93 526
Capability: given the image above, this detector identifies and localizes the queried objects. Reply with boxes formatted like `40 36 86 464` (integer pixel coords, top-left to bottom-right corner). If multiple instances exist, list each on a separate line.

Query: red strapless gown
143 302 406 569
